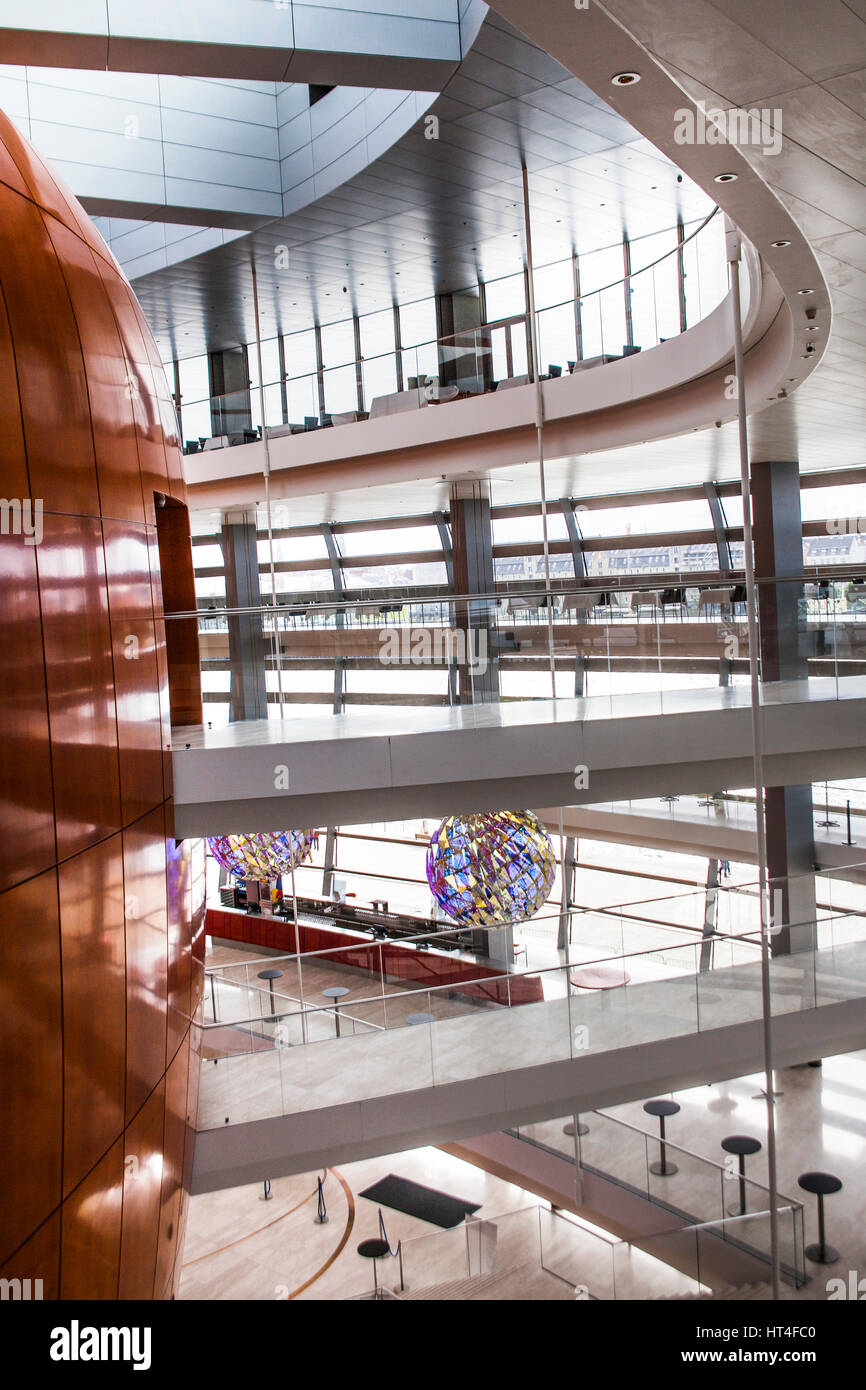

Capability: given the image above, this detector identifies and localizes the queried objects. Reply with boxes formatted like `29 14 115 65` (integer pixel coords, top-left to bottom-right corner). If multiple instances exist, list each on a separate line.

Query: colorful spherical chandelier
207 831 316 882
426 811 556 928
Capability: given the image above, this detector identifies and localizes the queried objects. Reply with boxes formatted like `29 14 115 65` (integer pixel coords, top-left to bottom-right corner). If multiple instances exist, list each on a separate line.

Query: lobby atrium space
1 0 865 1356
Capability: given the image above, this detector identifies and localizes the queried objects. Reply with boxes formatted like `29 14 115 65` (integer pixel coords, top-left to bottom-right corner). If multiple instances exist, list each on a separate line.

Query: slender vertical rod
727 222 780 1300
250 256 285 718
522 164 569 952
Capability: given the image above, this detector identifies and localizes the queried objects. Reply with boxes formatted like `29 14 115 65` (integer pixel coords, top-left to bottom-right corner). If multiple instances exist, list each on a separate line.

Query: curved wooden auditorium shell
0 108 205 1299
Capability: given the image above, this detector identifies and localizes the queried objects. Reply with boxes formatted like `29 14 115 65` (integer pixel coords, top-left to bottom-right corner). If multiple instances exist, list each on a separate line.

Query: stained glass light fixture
426 811 555 927
207 831 315 882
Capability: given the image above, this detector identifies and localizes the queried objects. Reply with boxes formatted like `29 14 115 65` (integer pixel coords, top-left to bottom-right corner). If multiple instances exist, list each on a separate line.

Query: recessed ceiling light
771 239 791 248
612 72 641 86
798 288 815 295
806 325 819 332
714 172 738 183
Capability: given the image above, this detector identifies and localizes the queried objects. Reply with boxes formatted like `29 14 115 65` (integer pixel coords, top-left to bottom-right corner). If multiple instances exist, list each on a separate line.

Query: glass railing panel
611 1227 707 1299
579 1111 653 1199
646 1141 723 1221
538 1207 617 1299
392 1223 470 1295
431 968 572 1086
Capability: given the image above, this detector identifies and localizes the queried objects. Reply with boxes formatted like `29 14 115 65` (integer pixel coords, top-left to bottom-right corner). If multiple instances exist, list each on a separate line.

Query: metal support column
752 459 817 955
221 512 268 722
449 482 499 705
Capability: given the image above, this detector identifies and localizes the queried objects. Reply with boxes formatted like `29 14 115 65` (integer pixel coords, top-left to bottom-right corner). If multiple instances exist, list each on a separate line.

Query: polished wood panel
36 511 121 861
0 870 62 1266
44 216 146 525
59 835 126 1196
118 1081 165 1300
103 519 165 822
166 825 193 1062
60 1140 123 1300
155 500 203 727
123 809 169 1122
146 525 174 795
154 1036 190 1298
0 105 200 1300
0 1211 61 1301
0 532 55 894
93 261 170 525
0 188 98 517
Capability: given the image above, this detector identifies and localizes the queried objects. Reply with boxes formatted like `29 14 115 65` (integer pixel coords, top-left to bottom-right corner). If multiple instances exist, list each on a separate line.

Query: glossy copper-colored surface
59 837 126 1197
0 108 204 1299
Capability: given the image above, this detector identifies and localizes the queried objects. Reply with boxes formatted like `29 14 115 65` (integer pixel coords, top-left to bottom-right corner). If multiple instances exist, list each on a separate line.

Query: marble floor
197 939 866 1130
180 1050 866 1301
177 1146 701 1301
521 1048 866 1301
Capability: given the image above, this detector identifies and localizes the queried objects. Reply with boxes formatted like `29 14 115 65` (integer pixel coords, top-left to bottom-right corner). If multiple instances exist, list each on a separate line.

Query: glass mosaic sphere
207 830 315 882
426 811 556 928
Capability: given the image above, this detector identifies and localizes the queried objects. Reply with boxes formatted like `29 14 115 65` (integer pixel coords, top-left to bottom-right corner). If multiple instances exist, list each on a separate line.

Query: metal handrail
589 1111 803 1202
199 927 772 1033
165 568 846 623
206 971 387 1033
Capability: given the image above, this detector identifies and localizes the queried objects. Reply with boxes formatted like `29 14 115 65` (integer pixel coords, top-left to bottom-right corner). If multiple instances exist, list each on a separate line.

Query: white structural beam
172 679 866 836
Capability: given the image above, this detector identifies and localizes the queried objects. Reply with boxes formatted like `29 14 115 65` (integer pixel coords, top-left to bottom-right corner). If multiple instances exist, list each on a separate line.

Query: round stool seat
644 1099 680 1119
644 1099 679 1177
406 1012 435 1026
798 1171 842 1196
570 966 631 990
357 1238 390 1260
798 1171 843 1265
323 986 350 1001
722 1134 762 1157
257 969 283 981
563 1120 589 1138
722 1135 762 1217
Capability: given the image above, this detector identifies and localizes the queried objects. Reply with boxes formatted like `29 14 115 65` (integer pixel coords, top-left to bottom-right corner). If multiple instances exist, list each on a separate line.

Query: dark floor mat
360 1174 480 1228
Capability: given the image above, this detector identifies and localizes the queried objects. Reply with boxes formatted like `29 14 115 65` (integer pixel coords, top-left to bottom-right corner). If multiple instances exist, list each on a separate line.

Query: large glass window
339 524 443 557
683 214 728 326
399 298 438 384
320 319 355 368
283 328 319 423
629 227 680 348
578 244 627 359
360 308 398 405
248 335 284 429
323 366 358 415
485 272 526 322
177 353 212 444
492 513 569 545
398 298 436 349
320 321 358 414
578 497 712 539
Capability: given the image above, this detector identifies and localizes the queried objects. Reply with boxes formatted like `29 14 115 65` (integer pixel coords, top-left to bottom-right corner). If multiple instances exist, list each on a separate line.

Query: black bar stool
563 1119 590 1138
257 968 283 1019
357 1237 390 1299
721 1134 762 1216
798 1171 843 1264
643 1099 680 1176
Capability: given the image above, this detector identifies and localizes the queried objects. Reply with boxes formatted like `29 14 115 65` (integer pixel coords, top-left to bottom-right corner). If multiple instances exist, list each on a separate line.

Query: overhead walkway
0 1 465 87
191 937 866 1192
172 676 866 836
541 799 866 884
